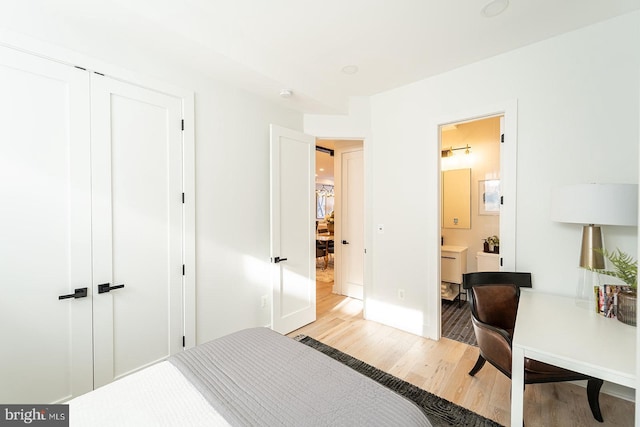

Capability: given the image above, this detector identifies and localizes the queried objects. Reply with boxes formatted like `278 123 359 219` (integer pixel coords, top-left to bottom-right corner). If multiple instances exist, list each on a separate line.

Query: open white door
269 125 316 334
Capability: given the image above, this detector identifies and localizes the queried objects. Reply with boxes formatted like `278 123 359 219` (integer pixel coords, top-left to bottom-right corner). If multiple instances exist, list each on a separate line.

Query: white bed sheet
68 361 230 426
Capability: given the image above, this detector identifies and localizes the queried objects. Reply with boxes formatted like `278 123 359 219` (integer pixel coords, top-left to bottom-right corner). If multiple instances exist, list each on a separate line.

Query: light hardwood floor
289 273 635 427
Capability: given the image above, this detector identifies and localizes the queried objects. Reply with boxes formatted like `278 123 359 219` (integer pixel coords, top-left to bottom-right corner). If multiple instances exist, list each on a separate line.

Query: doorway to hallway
315 139 364 301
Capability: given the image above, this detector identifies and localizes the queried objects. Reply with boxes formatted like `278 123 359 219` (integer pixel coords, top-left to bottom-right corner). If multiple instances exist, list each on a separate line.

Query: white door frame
427 100 518 340
313 136 370 315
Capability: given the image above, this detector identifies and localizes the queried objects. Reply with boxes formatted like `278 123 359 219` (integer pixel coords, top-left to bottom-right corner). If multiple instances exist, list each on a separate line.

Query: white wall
368 11 640 337
128 56 304 344
193 82 302 343
307 11 640 339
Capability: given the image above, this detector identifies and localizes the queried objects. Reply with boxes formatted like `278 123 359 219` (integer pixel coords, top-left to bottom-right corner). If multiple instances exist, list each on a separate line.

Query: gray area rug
441 300 477 346
295 335 502 427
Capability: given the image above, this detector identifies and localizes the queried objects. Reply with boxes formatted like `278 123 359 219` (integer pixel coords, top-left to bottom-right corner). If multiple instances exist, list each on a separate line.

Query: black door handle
98 283 125 294
342 240 350 245
272 257 288 263
59 287 88 300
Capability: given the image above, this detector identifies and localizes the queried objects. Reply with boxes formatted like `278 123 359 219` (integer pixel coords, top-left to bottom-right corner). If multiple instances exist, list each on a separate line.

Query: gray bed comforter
169 327 432 427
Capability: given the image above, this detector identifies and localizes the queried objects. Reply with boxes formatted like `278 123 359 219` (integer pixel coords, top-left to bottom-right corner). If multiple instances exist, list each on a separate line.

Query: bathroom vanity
441 245 468 306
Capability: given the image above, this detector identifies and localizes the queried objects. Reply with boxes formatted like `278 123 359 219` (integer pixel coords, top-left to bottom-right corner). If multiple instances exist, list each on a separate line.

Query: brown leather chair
463 272 604 422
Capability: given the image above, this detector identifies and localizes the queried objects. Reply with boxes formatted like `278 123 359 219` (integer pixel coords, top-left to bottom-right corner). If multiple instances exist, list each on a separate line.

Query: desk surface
513 289 636 387
511 289 636 426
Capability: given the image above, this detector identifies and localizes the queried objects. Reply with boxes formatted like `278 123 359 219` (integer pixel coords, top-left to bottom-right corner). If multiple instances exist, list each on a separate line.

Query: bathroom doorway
439 116 502 345
315 139 365 316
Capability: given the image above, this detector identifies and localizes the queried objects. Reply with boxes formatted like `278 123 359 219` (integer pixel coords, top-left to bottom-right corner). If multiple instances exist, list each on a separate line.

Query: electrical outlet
261 295 268 308
397 289 405 300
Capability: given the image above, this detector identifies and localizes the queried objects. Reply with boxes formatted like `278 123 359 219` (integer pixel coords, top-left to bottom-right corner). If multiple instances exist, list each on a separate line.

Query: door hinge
182 336 186 347
182 192 185 203
500 196 504 205
182 264 185 276
181 119 184 131
500 258 503 267
501 133 504 143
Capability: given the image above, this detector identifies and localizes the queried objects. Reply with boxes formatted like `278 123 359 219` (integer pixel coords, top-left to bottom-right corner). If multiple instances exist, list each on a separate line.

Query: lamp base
575 268 599 311
579 225 605 269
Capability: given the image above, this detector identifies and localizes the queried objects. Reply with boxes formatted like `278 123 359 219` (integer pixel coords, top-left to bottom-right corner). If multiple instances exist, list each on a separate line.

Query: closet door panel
0 46 93 402
91 75 183 387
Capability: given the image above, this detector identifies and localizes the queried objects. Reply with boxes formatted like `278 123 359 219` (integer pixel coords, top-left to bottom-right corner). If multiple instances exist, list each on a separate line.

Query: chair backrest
464 272 532 334
470 285 520 333
462 271 532 290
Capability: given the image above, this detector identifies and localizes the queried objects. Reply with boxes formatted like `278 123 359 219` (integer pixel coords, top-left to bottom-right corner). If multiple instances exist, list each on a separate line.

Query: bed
69 327 432 426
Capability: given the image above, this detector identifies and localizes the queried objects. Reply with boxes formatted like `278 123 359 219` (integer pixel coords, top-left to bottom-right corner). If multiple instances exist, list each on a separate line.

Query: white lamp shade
551 183 638 226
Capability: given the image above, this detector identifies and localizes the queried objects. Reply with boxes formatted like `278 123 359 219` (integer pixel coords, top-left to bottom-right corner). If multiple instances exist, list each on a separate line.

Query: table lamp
551 183 638 303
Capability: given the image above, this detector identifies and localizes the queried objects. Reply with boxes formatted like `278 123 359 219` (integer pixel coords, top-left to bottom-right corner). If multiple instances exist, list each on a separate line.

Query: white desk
511 289 636 426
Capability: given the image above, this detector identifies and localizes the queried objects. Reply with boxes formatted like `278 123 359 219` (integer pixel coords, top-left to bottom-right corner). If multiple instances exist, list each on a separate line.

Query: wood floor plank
289 278 635 426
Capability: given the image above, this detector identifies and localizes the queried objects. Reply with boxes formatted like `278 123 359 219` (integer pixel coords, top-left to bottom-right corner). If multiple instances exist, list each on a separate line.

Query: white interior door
269 125 316 334
499 114 516 270
0 46 93 403
91 75 184 387
340 150 365 299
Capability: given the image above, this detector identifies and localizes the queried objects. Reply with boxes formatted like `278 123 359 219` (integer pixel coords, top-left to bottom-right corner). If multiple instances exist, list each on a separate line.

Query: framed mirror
442 168 471 229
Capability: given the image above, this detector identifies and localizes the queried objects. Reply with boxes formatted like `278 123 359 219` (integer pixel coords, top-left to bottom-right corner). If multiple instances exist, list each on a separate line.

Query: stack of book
594 284 631 318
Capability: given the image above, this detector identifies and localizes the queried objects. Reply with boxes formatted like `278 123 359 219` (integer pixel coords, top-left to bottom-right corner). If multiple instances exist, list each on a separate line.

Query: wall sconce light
441 144 471 158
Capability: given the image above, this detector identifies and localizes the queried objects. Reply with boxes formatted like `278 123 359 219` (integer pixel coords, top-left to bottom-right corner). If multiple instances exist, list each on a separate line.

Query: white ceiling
2 1 639 113
316 140 336 183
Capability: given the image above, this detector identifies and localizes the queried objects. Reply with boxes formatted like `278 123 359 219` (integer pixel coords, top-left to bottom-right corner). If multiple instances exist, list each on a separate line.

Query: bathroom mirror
442 168 471 229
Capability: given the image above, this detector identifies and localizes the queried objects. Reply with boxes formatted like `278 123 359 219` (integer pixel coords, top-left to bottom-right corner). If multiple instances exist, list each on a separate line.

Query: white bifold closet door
90 75 183 388
0 45 93 404
0 45 184 403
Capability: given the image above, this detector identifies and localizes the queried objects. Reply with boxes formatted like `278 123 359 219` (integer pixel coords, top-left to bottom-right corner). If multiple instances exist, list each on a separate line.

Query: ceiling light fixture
481 0 509 18
316 184 335 198
341 65 359 75
279 89 293 98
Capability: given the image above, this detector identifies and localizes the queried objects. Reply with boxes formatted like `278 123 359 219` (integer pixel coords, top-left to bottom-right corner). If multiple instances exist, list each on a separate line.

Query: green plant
590 248 637 289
